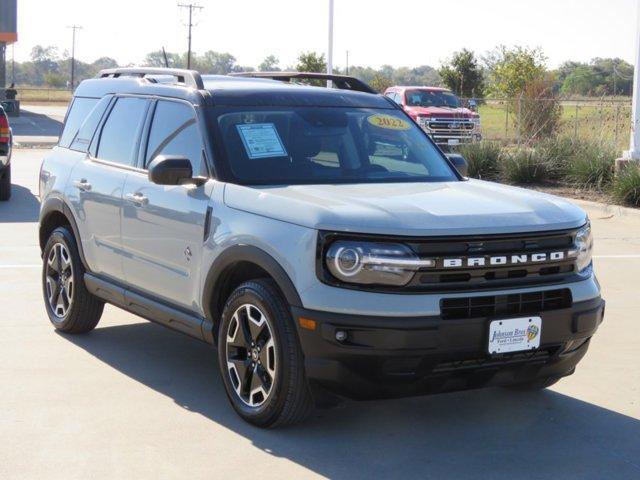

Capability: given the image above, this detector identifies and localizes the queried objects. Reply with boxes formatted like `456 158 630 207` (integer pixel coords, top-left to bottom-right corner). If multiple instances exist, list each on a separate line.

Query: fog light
335 330 348 342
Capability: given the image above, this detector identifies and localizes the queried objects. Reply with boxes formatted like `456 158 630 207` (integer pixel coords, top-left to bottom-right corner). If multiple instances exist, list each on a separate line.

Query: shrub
515 79 562 141
535 136 579 180
458 141 502 179
566 140 616 190
612 165 640 206
500 148 546 184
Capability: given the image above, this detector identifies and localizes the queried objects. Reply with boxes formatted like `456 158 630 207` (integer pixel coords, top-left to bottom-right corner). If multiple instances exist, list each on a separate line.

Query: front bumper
293 296 604 399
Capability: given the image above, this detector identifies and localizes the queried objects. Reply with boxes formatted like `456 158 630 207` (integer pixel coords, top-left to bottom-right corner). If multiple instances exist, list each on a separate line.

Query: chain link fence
472 97 632 149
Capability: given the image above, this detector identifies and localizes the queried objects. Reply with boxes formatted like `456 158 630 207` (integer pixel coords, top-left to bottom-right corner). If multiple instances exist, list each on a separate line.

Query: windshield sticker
367 114 410 131
236 123 288 159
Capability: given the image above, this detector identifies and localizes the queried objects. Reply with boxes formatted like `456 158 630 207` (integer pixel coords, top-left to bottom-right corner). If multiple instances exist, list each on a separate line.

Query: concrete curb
570 198 640 219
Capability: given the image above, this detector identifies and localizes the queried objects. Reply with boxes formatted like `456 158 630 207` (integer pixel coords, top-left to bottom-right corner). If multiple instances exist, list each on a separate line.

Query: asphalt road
1 149 639 480
9 105 66 146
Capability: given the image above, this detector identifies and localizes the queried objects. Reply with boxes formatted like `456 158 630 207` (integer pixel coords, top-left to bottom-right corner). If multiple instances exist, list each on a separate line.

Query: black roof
74 69 392 109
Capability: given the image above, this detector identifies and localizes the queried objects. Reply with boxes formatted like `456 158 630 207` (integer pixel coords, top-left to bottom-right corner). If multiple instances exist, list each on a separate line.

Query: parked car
0 103 12 201
384 86 481 150
39 69 604 428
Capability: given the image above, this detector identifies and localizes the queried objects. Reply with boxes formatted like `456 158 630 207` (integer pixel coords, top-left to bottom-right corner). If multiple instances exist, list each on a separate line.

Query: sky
9 0 639 69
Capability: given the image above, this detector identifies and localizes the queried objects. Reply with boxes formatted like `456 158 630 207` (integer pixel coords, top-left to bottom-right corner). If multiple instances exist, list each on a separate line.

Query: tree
296 51 326 73
561 65 599 96
201 51 237 74
591 57 633 96
439 49 484 98
484 46 547 98
30 45 59 65
44 72 66 88
259 55 280 72
143 50 183 68
369 74 393 93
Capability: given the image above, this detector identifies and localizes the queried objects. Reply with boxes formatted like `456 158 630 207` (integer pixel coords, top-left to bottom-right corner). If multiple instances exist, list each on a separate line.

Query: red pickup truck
384 86 481 150
0 104 12 201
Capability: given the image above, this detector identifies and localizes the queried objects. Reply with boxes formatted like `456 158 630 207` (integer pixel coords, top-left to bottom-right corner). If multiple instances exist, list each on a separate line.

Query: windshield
213 107 458 185
405 90 461 108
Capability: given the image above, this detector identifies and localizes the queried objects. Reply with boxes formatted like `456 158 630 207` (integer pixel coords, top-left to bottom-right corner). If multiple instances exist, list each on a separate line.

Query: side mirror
148 155 204 186
445 153 468 177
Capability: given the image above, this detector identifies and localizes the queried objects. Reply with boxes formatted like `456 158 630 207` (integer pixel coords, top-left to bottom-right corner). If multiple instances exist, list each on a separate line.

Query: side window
146 100 205 175
69 96 112 152
59 97 99 148
96 97 148 166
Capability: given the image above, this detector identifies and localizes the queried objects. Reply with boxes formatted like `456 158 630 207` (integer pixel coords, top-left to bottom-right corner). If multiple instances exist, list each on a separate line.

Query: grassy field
15 87 72 104
479 100 631 149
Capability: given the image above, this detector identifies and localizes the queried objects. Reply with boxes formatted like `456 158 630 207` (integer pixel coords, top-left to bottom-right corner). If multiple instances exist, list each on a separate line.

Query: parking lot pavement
1 149 638 480
9 105 66 147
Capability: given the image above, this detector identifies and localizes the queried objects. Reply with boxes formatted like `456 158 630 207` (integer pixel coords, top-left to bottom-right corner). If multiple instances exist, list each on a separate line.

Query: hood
405 106 477 118
223 180 587 237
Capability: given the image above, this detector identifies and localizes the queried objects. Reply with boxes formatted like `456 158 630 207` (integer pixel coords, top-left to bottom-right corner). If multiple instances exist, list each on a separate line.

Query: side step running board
84 273 214 345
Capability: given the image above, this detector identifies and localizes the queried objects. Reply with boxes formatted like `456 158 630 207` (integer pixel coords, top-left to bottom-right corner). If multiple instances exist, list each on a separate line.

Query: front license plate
488 317 542 354
448 139 460 145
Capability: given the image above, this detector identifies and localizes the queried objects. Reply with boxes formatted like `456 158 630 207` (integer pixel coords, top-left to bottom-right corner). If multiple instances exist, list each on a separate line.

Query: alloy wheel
45 243 74 320
226 304 277 408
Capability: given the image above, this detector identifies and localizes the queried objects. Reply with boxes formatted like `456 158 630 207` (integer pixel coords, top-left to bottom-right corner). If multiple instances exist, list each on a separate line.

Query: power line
66 25 82 90
178 3 203 70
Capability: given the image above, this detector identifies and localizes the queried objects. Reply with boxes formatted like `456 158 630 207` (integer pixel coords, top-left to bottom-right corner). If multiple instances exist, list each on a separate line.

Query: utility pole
327 0 334 87
11 44 15 84
67 25 82 90
178 3 203 70
345 50 349 76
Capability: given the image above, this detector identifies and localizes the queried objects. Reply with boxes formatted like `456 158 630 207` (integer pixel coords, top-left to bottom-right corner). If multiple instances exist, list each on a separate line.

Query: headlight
325 241 433 286
416 116 430 128
471 117 481 129
571 222 593 276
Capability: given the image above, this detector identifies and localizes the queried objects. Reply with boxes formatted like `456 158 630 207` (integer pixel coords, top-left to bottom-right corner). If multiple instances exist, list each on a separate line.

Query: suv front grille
319 228 581 293
404 229 578 291
440 288 572 320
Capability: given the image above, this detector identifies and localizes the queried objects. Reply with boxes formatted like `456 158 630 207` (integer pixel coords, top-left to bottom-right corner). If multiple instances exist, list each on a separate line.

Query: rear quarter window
59 97 99 148
69 96 112 153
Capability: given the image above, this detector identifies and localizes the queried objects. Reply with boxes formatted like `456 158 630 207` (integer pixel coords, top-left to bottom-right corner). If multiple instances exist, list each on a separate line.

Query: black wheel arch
39 196 89 270
202 245 303 340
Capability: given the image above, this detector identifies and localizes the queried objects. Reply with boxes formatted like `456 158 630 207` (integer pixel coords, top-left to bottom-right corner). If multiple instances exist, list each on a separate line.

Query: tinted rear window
96 97 148 166
59 97 99 148
69 96 112 153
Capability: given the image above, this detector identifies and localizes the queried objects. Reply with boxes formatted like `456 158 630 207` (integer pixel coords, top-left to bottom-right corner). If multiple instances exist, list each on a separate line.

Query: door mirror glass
148 155 194 185
445 153 468 177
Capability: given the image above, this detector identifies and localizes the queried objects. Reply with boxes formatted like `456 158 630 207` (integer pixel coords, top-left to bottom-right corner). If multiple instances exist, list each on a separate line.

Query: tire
42 226 104 333
0 164 10 201
505 376 561 391
218 279 313 428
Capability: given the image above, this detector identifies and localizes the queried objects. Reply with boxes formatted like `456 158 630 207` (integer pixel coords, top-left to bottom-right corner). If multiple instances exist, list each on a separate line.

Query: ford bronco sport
39 68 604 428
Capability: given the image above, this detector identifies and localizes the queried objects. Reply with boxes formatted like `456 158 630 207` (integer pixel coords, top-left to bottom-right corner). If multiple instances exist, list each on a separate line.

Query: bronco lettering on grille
441 251 567 269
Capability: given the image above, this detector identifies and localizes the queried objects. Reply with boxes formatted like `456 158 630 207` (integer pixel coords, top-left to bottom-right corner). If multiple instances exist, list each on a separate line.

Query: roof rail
230 71 377 94
97 67 205 90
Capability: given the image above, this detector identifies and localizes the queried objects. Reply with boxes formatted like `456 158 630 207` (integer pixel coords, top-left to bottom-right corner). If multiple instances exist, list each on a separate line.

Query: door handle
73 179 92 192
125 192 149 206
